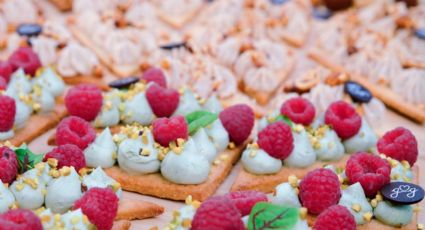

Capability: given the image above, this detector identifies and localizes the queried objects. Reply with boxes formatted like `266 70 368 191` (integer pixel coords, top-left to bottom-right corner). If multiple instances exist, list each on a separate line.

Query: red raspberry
0 77 6 90
192 196 244 230
73 188 119 230
377 127 418 166
313 205 356 230
152 116 188 147
56 116 96 150
65 84 103 121
0 209 42 230
0 61 12 83
0 146 18 184
8 47 41 76
224 190 268 216
146 83 179 117
257 121 294 159
345 152 391 197
324 100 361 139
299 168 341 215
141 67 167 88
0 95 16 132
43 144 86 171
280 97 316 126
219 104 254 145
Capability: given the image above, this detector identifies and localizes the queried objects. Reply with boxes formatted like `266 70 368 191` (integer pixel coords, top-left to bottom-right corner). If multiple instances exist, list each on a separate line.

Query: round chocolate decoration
344 81 372 103
160 42 187 50
312 7 333 20
415 28 425 40
108 76 140 89
17 23 42 37
381 182 424 205
323 0 353 11
270 0 289 5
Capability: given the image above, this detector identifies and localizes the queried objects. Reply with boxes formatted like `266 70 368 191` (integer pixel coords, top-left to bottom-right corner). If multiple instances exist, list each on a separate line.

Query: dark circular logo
381 182 424 205
108 76 140 89
17 23 42 37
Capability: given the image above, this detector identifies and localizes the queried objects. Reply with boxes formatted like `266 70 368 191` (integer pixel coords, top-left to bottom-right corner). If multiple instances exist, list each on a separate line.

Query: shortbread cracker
117 198 164 221
105 146 243 201
308 48 425 123
112 220 131 230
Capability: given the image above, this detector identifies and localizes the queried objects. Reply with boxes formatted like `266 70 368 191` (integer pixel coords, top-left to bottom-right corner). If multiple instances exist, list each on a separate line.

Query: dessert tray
0 0 424 229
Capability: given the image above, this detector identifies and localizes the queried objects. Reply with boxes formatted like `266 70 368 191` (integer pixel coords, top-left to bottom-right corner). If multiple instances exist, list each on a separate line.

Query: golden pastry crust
116 198 164 221
231 154 351 193
105 146 243 201
112 220 131 230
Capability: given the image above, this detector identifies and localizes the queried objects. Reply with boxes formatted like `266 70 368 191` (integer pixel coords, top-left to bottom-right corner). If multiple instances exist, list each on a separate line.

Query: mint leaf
185 111 218 135
274 115 294 128
14 145 44 173
248 202 299 230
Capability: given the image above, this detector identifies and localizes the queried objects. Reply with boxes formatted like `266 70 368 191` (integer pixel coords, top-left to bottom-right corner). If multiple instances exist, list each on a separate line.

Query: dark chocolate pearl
108 76 140 89
323 0 353 11
312 7 333 20
415 28 425 40
396 0 418 7
160 42 187 50
381 182 424 205
344 81 372 103
16 23 42 37
270 0 289 5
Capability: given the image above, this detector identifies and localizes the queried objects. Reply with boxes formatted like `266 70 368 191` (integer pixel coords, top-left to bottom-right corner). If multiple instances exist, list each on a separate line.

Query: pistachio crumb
352 204 361 212
299 207 307 219
363 212 373 222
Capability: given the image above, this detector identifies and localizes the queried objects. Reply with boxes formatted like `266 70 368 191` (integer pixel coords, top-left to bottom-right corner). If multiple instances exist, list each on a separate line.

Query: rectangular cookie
308 48 425 123
116 198 164 221
105 146 243 201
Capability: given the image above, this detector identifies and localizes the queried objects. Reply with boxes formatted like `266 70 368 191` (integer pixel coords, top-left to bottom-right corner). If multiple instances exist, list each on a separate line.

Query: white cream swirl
84 128 117 168
57 43 99 77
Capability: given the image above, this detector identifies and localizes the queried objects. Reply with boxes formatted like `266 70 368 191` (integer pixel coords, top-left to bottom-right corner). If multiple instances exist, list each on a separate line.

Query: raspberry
192 196 244 230
0 77 6 90
73 188 118 230
152 116 188 146
0 209 42 230
146 83 179 117
219 104 254 145
141 67 167 88
56 116 96 150
65 84 103 121
313 205 356 230
8 47 41 76
324 101 361 139
257 121 294 159
377 127 418 166
0 61 12 83
280 97 316 126
0 146 18 184
224 191 268 216
345 152 391 197
0 95 16 132
43 144 86 171
299 168 341 215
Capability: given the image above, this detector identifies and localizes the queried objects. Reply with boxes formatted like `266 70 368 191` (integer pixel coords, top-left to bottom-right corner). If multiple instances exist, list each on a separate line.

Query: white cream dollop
117 131 160 175
314 127 345 161
37 208 63 229
374 201 413 227
0 182 15 213
390 162 413 182
84 128 117 168
338 182 373 225
203 95 223 114
161 139 210 184
13 100 32 128
242 147 282 175
271 182 301 208
192 128 218 163
45 168 82 214
32 67 66 97
57 42 99 77
10 170 45 210
173 89 201 116
284 129 316 168
31 88 56 113
93 92 121 128
0 130 14 141
122 92 155 125
62 209 93 230
343 119 377 154
82 167 122 199
205 120 229 152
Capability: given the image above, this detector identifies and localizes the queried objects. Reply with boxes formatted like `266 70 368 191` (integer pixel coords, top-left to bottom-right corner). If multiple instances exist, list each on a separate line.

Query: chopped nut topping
299 207 308 219
363 212 373 222
288 175 298 188
351 204 361 212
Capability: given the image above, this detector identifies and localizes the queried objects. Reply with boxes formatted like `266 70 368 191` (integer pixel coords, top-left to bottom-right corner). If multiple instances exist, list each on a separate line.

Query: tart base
117 198 164 221
62 75 109 91
112 220 131 230
308 48 425 123
105 146 243 201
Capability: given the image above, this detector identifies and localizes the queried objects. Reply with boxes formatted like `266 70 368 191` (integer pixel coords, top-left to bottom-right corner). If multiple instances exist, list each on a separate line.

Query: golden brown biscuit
116 198 164 221
112 220 131 230
105 146 243 201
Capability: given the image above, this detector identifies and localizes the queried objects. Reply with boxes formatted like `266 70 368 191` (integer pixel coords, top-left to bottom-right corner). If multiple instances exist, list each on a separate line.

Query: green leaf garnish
248 202 299 230
274 115 294 128
14 144 44 173
185 110 218 135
